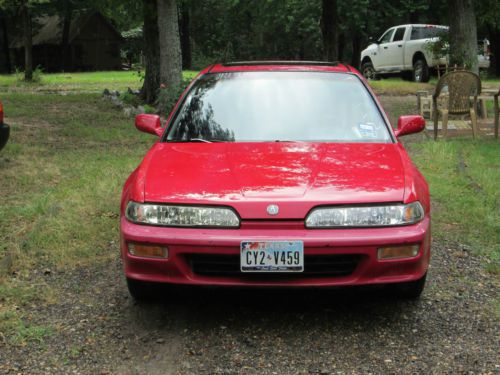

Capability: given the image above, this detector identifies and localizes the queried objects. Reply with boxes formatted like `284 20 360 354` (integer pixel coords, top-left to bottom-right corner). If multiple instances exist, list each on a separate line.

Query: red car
120 62 430 300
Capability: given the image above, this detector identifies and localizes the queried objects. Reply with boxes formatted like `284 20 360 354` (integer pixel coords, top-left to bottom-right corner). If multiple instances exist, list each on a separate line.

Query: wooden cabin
9 11 122 72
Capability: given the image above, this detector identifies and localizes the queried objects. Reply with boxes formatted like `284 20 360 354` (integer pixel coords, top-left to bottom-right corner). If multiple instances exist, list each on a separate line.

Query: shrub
15 66 44 84
143 104 156 114
157 79 191 116
120 91 141 107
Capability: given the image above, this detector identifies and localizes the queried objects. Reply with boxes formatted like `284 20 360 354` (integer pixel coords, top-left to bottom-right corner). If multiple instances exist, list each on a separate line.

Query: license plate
240 241 304 272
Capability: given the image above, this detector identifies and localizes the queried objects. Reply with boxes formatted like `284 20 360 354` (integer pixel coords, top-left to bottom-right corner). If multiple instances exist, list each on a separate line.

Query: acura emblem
267 204 279 215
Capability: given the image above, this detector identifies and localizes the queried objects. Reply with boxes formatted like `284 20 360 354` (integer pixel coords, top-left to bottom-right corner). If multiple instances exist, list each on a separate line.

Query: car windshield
166 71 391 143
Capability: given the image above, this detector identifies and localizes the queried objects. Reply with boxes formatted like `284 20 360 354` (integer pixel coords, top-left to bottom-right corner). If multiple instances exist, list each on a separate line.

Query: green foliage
189 0 323 65
157 79 191 116
476 0 500 29
143 104 156 114
424 29 450 60
120 91 141 106
15 66 43 83
121 26 143 65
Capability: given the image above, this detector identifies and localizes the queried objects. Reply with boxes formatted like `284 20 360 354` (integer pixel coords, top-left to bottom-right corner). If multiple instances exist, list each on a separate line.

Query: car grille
185 254 362 279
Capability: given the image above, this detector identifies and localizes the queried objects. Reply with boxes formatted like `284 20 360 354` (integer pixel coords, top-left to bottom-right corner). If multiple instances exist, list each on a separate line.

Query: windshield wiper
188 138 212 143
186 138 232 143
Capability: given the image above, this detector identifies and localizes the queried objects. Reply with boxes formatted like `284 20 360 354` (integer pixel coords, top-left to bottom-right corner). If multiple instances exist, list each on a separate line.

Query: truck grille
185 254 362 279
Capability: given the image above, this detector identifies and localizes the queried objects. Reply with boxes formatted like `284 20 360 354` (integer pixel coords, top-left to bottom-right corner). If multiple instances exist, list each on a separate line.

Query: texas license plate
240 241 304 272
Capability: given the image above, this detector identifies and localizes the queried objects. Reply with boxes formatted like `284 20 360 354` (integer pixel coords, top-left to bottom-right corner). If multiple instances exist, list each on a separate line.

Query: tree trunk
61 0 73 72
140 0 160 104
0 12 11 73
21 1 33 81
338 32 345 61
351 32 362 69
180 1 191 69
157 0 182 88
321 0 338 61
448 0 478 74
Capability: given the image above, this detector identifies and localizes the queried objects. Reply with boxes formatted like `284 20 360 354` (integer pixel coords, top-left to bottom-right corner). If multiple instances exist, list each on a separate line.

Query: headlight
125 201 240 227
305 202 424 228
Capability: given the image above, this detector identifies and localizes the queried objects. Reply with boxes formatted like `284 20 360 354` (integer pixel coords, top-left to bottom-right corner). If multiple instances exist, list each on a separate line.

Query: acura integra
120 61 430 300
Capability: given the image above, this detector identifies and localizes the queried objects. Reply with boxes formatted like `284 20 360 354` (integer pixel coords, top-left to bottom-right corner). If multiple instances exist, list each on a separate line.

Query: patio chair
432 70 481 140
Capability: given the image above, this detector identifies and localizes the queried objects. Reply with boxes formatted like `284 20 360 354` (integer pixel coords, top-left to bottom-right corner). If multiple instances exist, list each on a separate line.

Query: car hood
361 43 378 54
141 142 405 219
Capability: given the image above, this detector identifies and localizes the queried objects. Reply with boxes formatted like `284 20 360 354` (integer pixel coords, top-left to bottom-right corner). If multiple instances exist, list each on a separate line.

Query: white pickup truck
360 24 490 82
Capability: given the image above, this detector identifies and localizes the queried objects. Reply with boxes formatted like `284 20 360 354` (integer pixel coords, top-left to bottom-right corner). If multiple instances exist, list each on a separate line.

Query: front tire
361 62 378 80
413 59 430 83
390 273 427 299
127 278 158 301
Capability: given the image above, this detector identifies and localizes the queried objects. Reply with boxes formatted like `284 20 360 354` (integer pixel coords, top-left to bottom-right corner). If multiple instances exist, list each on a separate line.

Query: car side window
410 27 423 40
379 29 395 44
393 27 406 42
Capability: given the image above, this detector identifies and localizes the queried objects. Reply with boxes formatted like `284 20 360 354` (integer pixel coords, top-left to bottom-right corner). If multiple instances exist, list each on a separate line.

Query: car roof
390 24 448 29
203 61 355 74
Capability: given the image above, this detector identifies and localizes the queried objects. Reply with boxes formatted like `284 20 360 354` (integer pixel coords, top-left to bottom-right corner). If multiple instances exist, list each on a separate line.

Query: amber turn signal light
378 244 419 260
128 243 168 258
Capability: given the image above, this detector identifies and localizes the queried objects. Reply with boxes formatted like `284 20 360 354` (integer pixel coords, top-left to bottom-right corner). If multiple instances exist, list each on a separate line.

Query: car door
373 28 395 69
383 26 407 69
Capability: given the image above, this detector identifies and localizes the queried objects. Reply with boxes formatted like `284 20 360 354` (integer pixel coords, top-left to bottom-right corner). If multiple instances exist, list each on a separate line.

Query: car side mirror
135 114 163 137
395 115 426 137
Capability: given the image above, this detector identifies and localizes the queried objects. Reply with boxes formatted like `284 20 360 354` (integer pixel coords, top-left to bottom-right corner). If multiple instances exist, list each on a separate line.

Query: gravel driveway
1 239 498 374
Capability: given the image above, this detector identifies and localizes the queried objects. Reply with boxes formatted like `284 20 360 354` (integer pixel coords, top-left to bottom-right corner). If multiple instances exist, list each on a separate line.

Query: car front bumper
120 217 431 287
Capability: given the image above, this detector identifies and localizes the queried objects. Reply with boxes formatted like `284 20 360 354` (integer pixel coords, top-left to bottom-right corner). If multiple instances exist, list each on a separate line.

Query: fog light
378 244 419 260
128 243 168 258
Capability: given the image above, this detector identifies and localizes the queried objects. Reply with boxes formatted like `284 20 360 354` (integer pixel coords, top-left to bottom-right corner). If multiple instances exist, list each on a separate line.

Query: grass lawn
410 140 499 270
0 70 199 93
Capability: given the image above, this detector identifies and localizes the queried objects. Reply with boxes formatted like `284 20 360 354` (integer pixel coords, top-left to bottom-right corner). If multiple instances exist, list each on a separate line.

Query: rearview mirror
135 114 163 137
395 115 426 137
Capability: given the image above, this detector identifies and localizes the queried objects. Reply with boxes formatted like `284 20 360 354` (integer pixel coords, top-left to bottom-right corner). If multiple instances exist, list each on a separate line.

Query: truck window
410 26 448 40
379 29 395 44
393 27 406 42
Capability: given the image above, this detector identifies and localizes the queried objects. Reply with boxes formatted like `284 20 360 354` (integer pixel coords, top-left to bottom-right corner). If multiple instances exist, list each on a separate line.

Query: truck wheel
361 62 378 80
413 59 430 83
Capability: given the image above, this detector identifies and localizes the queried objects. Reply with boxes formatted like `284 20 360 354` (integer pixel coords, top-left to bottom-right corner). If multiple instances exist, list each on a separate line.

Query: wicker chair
432 70 481 140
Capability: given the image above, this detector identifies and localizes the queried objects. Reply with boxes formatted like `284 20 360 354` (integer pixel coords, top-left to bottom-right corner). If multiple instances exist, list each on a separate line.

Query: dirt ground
1 239 498 374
